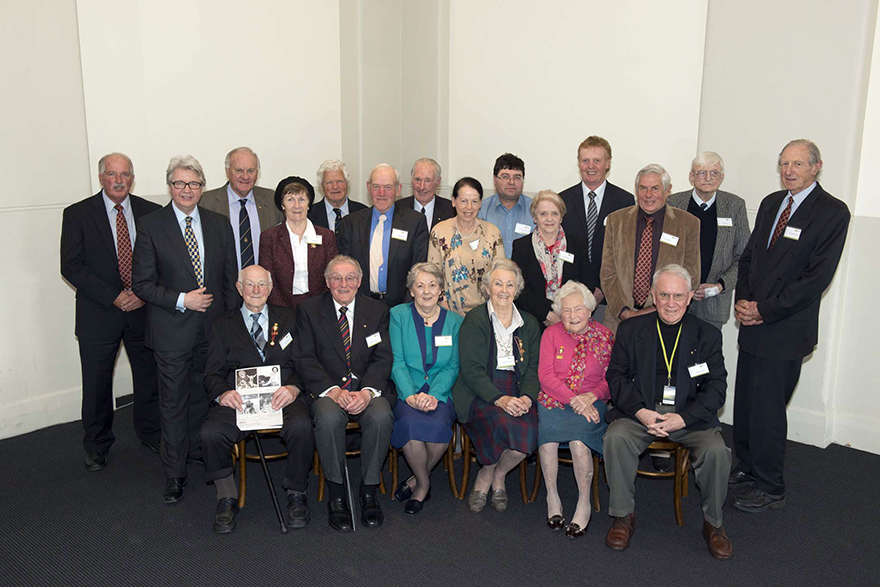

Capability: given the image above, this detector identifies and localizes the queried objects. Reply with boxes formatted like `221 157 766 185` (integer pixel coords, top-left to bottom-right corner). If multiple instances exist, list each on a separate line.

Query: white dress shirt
286 220 317 295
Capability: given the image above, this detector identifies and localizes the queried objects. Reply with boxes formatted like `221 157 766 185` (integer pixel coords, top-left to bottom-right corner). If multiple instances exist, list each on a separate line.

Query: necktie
633 216 654 307
420 206 426 215
250 313 265 358
769 196 794 248
586 191 598 263
114 204 133 290
239 199 254 268
333 208 343 236
184 216 204 287
700 202 708 211
338 306 352 390
369 214 387 293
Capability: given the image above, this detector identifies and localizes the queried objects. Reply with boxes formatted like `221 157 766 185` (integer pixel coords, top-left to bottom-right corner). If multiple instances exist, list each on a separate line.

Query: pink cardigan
538 321 612 405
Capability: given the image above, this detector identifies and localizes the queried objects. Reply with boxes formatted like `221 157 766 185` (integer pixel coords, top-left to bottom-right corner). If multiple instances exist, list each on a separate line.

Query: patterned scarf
540 321 615 410
532 226 567 301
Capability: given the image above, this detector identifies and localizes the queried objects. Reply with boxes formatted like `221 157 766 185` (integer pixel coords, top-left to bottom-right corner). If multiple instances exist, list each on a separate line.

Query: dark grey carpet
1 408 878 587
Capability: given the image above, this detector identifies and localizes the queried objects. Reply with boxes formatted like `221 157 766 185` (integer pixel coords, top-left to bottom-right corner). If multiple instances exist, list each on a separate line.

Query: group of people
60 137 850 561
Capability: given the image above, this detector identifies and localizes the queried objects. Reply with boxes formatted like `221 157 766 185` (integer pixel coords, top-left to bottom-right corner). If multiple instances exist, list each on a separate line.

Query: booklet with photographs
235 365 283 431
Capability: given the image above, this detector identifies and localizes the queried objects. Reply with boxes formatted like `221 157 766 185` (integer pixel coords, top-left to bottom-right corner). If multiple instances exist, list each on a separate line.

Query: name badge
305 234 323 245
662 385 676 405
435 335 452 347
514 222 532 235
469 239 480 251
559 251 575 264
717 217 733 227
604 216 608 227
497 355 516 368
688 362 710 377
660 232 679 246
391 228 408 241
279 332 293 350
366 332 382 347
783 226 801 241
704 286 720 298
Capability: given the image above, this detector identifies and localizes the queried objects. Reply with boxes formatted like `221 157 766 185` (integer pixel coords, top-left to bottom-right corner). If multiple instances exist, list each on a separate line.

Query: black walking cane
252 433 288 533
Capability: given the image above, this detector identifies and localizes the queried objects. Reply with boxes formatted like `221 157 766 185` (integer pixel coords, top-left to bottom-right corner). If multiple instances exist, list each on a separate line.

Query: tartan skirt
466 370 538 465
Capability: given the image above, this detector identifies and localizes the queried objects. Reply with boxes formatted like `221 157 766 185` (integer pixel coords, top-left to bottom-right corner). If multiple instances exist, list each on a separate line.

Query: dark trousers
200 399 315 493
154 332 209 479
78 311 159 454
733 350 803 494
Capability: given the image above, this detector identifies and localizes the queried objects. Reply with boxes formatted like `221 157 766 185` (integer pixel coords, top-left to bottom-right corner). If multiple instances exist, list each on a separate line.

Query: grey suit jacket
667 190 751 324
200 183 283 235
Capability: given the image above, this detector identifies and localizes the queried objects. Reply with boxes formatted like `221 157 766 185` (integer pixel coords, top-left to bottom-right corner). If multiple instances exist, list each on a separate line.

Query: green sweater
451 303 541 423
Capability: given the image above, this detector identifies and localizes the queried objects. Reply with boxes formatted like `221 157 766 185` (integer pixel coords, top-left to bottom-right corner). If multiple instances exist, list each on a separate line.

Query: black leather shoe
728 469 756 489
84 453 107 472
565 522 586 539
652 455 674 473
547 515 565 531
213 497 239 534
404 490 431 515
327 497 353 532
360 493 384 528
394 477 415 502
287 493 310 529
163 478 187 504
731 486 786 513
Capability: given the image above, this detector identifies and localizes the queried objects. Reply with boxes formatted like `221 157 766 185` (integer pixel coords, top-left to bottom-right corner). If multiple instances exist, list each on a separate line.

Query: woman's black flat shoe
547 514 565 531
404 490 431 515
394 477 415 502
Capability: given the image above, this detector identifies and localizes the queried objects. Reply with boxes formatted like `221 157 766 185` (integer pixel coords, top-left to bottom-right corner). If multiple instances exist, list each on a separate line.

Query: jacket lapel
90 194 118 260
388 207 404 265
634 323 657 407
319 294 348 364
675 317 698 411
234 309 264 365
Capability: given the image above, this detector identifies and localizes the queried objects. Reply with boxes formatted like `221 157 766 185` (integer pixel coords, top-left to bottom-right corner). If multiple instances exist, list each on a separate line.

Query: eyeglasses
694 170 722 179
655 292 688 301
329 275 360 285
496 173 524 183
170 181 204 190
240 281 270 290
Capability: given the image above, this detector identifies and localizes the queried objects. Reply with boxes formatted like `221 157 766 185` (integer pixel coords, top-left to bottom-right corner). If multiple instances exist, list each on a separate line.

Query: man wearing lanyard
603 264 733 560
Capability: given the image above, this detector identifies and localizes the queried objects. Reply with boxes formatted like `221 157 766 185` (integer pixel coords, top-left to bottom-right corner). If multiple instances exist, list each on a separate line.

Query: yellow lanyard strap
656 319 683 386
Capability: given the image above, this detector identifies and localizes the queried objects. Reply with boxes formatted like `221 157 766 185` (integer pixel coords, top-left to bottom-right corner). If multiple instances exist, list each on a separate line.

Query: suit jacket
396 195 455 229
61 192 160 337
292 292 396 407
132 204 239 352
510 232 591 324
736 183 850 360
204 304 303 403
600 205 701 334
606 313 726 431
559 181 635 291
668 190 751 323
336 206 429 306
258 222 338 309
307 198 368 230
200 183 283 233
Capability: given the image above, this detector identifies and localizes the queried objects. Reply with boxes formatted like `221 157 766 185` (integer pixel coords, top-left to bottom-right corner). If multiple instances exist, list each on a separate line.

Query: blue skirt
391 397 455 449
537 401 608 456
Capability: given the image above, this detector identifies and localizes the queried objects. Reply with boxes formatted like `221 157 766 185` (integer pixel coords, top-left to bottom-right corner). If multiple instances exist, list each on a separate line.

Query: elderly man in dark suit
132 155 239 504
396 158 455 231
200 147 283 271
730 140 850 513
668 152 751 330
292 255 395 532
603 264 733 560
61 153 161 471
308 159 367 233
337 164 429 307
200 264 313 533
560 136 635 324
600 164 700 335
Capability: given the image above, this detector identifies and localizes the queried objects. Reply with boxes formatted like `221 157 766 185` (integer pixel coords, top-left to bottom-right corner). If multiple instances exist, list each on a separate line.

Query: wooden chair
636 440 691 526
315 421 387 501
232 429 288 509
388 426 460 499
527 448 605 511
456 423 534 503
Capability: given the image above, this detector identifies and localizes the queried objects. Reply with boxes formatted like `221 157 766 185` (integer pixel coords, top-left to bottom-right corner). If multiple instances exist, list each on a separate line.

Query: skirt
537 400 608 456
391 397 455 449
466 370 538 465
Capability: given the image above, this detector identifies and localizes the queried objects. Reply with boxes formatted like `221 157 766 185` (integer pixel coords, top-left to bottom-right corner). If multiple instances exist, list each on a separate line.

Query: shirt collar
691 189 716 209
227 184 254 203
101 191 130 213
325 198 350 215
333 297 356 317
372 204 394 220
491 194 526 212
581 180 607 199
487 299 524 331
637 205 665 222
787 181 817 205
414 197 435 214
240 302 269 325
172 202 201 224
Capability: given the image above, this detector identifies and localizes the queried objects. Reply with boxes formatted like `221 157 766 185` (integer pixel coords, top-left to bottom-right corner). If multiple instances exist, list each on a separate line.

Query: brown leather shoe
702 520 733 560
605 513 635 550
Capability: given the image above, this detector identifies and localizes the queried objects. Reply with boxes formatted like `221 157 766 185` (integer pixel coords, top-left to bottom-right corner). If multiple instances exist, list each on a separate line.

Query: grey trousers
311 396 393 486
603 414 731 527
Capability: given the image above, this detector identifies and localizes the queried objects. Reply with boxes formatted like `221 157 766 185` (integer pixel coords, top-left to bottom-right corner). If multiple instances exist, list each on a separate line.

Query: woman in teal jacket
389 262 463 515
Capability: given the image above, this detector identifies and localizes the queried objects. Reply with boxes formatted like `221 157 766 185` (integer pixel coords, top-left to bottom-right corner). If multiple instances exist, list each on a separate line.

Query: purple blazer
259 222 338 309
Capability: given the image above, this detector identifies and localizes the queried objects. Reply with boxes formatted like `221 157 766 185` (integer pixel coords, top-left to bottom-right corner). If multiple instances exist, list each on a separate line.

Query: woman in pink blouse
537 280 614 538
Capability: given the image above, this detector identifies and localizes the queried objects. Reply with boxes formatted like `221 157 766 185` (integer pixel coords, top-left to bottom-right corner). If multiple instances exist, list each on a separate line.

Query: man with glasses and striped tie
132 155 239 505
292 255 395 532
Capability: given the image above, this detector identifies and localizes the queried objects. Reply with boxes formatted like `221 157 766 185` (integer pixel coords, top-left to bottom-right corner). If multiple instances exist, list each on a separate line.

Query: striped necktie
586 191 598 262
250 313 266 359
184 216 204 287
769 196 794 248
338 306 352 389
239 199 254 268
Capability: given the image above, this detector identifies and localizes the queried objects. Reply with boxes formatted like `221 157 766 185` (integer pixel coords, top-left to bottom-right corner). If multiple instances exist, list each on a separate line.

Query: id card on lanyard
657 320 682 405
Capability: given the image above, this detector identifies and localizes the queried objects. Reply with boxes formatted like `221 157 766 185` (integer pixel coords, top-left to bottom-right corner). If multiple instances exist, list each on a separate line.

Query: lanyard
656 319 683 386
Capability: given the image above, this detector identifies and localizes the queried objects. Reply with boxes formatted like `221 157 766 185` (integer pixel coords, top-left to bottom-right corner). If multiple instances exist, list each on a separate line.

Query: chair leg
682 449 690 498
519 460 528 504
459 432 471 499
529 454 542 503
673 446 685 526
591 455 601 513
236 439 247 509
316 452 325 502
390 448 399 500
312 449 320 475
379 450 387 495
445 440 459 499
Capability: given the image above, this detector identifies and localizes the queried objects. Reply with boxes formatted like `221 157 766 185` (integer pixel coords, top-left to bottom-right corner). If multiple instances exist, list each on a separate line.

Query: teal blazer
389 303 463 402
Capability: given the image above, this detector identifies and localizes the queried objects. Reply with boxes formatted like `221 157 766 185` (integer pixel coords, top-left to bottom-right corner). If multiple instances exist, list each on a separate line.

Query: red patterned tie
633 216 654 307
769 196 794 248
338 306 352 390
114 204 133 290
